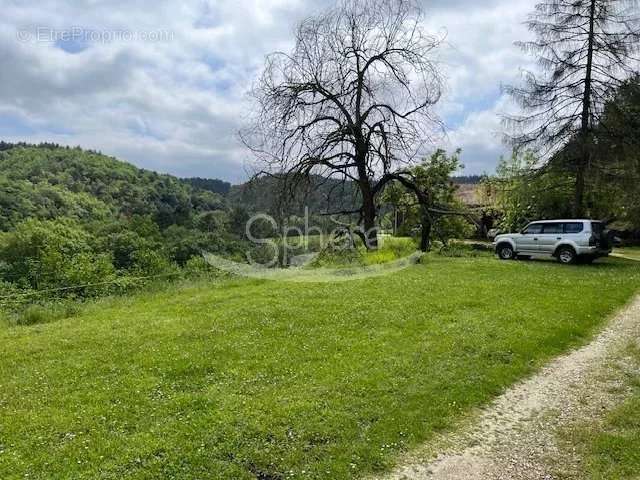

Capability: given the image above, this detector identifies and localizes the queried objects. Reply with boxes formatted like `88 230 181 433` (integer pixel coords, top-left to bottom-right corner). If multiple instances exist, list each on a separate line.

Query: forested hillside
0 145 226 231
228 174 359 216
0 144 246 310
0 144 369 316
182 177 232 196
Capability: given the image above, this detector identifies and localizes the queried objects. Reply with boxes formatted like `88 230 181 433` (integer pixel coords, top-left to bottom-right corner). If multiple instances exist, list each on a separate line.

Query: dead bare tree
241 0 444 248
504 0 640 217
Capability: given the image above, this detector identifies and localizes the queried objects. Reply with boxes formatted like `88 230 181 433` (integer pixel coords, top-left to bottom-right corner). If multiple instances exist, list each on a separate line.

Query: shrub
12 301 81 327
437 241 492 258
311 243 364 267
310 236 418 268
184 255 222 277
130 249 177 277
104 230 158 270
0 280 34 314
0 218 118 296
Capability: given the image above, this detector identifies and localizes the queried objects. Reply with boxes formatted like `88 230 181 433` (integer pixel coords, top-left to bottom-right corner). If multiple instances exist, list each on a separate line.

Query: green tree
0 219 115 296
505 0 640 216
383 149 473 251
484 151 574 232
590 75 640 230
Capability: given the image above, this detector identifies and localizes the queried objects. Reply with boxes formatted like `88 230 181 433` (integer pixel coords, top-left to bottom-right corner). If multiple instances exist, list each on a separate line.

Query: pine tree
505 0 640 216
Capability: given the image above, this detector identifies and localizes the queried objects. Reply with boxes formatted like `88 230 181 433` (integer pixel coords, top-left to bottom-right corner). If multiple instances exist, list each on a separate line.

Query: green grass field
2 255 640 479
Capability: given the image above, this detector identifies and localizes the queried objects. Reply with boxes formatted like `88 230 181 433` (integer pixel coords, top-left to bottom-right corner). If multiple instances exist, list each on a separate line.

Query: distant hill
452 175 484 185
454 183 483 206
0 143 225 231
0 142 485 229
228 174 360 217
182 177 232 196
230 174 491 216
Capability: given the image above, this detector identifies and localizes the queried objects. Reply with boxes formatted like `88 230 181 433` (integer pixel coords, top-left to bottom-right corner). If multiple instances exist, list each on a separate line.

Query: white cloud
444 94 519 174
423 0 536 174
0 0 537 182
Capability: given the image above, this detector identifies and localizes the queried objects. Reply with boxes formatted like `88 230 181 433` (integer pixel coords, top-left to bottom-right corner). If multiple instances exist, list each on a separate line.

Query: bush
55 252 117 296
129 249 177 277
310 236 418 268
104 230 158 270
184 255 222 277
0 280 34 314
311 243 364 267
437 241 492 258
0 218 118 295
11 301 81 327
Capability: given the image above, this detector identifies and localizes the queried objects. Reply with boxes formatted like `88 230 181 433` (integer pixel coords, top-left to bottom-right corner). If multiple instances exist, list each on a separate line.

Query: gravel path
375 295 640 480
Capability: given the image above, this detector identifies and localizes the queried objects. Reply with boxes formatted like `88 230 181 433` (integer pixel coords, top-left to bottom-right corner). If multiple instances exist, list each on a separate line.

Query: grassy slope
1 256 640 479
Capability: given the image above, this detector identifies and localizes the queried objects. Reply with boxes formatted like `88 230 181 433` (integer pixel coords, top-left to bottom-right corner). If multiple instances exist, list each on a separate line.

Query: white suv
493 219 612 264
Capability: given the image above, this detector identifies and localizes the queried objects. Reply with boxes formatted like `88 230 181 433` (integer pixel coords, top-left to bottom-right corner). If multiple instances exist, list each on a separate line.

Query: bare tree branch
240 0 445 248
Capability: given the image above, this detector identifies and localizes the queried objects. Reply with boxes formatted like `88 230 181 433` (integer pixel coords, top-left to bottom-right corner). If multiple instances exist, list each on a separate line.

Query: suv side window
523 224 543 234
564 222 583 234
541 223 563 234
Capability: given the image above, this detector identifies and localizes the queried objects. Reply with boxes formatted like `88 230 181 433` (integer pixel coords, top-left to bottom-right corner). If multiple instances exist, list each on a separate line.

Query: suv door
516 223 543 252
538 222 564 254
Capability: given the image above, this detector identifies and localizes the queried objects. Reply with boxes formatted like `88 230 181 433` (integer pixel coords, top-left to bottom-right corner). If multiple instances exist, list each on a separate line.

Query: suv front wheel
557 246 576 265
497 244 515 260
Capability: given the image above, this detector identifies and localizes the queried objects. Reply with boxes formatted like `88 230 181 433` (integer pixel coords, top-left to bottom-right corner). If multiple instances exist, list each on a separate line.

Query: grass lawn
1 256 640 479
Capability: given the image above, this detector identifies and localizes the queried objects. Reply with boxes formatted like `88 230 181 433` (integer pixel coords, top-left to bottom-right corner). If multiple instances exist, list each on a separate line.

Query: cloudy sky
0 0 536 183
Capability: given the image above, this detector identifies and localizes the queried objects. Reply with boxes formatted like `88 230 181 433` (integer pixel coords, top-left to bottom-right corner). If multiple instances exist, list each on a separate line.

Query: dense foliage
487 76 640 239
504 0 640 216
182 177 232 196
0 145 226 231
381 150 475 247
0 145 244 311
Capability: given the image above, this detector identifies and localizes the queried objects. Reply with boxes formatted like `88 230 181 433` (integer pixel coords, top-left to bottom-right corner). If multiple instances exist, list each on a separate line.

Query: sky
0 0 537 183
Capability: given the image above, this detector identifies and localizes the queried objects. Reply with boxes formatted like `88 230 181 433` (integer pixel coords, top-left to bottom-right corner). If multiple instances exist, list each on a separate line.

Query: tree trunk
575 0 596 218
420 213 431 252
355 141 378 249
574 158 586 217
361 187 378 249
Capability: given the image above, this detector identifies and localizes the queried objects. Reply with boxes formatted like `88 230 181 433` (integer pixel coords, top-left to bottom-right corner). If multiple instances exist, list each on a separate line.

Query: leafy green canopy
487 76 640 234
0 145 243 303
0 145 224 231
381 150 474 243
